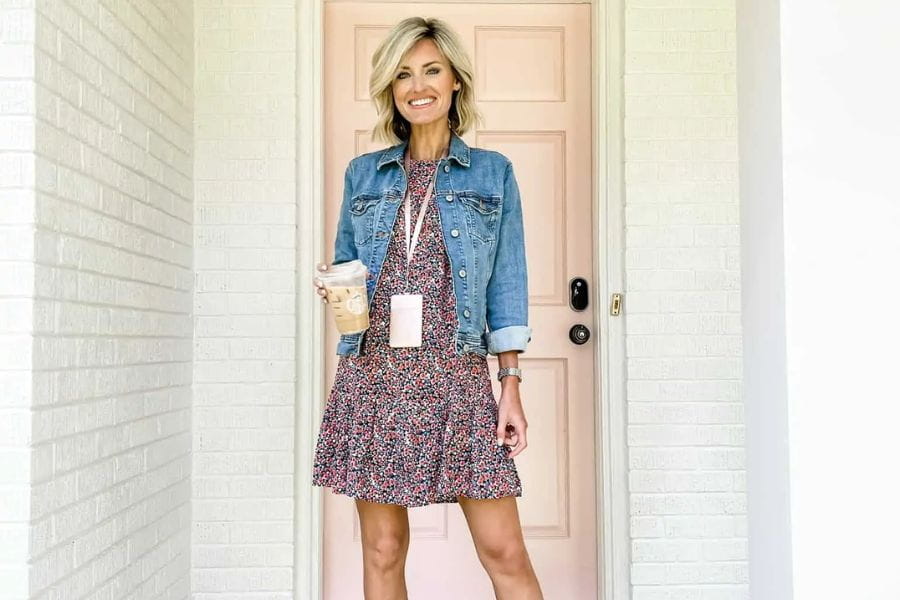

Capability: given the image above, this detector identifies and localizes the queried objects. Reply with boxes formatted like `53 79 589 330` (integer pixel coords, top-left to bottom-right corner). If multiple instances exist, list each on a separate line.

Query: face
392 38 461 129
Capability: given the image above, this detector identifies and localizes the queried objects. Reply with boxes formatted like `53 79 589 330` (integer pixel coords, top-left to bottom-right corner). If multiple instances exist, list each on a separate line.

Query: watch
496 367 523 382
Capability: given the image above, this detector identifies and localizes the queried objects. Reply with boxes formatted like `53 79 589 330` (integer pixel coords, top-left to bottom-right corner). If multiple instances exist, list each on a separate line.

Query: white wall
738 1 900 598
624 1 749 597
0 2 36 596
0 0 194 597
192 0 298 595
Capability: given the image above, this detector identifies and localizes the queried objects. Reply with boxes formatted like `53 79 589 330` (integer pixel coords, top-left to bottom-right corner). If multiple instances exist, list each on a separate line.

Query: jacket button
450 229 459 237
463 308 470 318
445 194 453 202
463 344 470 351
443 165 450 173
458 269 466 278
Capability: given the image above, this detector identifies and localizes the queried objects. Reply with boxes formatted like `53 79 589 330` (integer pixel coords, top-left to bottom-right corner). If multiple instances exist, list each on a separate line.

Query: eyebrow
397 61 442 70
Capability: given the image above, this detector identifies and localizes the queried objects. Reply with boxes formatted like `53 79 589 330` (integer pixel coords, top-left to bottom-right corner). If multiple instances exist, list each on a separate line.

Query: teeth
410 98 435 106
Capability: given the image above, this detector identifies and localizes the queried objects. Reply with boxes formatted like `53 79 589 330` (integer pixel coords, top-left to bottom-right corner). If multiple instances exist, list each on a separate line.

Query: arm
333 161 357 265
484 160 532 355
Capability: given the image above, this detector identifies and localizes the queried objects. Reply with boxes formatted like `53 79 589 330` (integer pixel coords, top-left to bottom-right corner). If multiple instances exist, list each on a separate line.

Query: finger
508 440 527 458
317 263 328 271
496 415 508 445
505 419 527 456
507 435 526 456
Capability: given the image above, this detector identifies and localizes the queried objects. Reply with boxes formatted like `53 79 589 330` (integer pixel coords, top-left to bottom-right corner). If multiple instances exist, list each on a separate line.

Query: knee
477 541 531 575
363 533 408 572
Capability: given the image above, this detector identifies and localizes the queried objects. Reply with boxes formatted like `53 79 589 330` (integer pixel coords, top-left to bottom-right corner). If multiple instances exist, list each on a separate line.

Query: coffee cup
316 260 370 335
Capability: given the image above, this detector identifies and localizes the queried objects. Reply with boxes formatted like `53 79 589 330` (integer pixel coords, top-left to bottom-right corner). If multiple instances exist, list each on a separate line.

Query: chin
404 112 450 127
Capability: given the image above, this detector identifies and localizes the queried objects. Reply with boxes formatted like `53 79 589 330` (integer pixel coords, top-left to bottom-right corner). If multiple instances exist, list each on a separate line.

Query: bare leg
458 495 543 600
355 498 411 600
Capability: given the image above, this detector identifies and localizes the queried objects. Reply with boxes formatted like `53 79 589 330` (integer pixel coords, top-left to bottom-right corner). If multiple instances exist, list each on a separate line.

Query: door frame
293 1 629 598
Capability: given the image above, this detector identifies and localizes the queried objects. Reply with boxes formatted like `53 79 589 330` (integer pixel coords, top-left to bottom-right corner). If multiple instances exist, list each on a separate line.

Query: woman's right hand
313 262 329 303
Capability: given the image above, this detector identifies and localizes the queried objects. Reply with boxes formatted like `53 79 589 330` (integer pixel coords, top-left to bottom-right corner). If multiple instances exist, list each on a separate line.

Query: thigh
457 495 526 554
355 498 411 549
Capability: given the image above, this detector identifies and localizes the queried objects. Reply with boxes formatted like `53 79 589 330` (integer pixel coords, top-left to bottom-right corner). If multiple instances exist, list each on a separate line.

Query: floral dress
312 156 522 508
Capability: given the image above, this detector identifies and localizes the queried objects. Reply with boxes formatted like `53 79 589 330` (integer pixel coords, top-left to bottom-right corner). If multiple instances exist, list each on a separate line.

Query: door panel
323 4 597 597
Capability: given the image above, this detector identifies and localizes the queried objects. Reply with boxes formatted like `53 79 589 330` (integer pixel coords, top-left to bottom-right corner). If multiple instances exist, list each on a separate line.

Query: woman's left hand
497 385 528 458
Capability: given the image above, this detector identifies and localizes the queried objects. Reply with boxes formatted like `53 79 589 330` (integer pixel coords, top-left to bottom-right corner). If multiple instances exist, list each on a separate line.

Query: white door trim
591 0 630 598
293 2 629 597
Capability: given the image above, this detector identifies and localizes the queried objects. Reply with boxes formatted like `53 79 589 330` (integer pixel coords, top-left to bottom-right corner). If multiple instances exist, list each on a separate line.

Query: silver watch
496 367 523 382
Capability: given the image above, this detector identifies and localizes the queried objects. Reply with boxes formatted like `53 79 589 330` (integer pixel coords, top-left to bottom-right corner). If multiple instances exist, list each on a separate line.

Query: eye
428 67 440 74
396 72 409 79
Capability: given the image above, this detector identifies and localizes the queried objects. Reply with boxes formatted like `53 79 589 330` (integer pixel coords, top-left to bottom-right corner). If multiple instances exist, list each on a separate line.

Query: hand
313 262 329 303
496 384 528 458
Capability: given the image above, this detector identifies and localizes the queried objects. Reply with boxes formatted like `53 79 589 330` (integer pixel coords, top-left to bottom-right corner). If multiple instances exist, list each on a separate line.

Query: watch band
497 367 523 382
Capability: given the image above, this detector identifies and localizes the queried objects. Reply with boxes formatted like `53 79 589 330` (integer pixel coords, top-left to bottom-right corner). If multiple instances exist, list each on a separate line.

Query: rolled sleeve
486 324 533 354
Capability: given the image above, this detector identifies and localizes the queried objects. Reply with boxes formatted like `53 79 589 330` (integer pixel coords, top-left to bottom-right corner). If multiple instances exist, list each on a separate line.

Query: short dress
312 156 523 508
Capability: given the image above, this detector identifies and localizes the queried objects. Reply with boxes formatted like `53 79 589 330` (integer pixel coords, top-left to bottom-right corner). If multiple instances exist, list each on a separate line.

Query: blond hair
369 17 482 144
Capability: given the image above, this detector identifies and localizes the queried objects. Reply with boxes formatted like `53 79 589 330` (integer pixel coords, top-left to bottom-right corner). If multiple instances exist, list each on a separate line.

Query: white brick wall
3 0 195 597
192 1 297 596
1 1 36 596
624 1 748 598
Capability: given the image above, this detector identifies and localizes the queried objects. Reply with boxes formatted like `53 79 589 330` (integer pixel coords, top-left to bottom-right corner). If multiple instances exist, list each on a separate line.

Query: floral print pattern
312 157 522 507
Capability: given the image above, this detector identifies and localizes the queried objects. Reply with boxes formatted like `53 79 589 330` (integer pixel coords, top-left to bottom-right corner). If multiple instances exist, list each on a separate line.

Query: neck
407 122 452 160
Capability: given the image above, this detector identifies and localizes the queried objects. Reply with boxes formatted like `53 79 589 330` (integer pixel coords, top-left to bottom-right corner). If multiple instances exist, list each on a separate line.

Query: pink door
322 4 598 597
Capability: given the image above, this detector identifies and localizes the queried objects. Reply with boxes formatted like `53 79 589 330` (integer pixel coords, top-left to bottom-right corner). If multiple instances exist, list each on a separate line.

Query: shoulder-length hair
369 17 482 145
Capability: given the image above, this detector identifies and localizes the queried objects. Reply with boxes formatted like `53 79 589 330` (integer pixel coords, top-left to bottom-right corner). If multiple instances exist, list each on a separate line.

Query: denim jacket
332 132 532 357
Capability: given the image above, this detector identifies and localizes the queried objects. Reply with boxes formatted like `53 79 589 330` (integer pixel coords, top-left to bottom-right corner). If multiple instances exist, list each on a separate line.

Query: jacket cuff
485 325 533 355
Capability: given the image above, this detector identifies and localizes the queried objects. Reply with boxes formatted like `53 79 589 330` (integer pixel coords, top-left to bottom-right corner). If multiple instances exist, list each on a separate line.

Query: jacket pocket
459 191 501 242
349 193 381 246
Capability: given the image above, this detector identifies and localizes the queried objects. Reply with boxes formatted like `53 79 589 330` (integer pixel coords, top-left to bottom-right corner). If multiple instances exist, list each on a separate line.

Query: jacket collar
376 131 471 170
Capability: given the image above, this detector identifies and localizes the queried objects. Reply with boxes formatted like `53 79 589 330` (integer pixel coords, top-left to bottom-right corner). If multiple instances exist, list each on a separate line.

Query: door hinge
610 293 622 316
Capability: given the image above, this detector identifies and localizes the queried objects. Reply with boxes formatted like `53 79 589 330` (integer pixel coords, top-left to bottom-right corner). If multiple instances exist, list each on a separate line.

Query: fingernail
496 439 503 446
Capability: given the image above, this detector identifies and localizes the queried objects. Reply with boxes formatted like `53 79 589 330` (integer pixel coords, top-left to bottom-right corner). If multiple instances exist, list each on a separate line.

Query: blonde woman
312 17 542 600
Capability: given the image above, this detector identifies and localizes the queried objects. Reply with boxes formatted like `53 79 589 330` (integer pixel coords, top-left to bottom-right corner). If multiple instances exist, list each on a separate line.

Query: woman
312 17 542 600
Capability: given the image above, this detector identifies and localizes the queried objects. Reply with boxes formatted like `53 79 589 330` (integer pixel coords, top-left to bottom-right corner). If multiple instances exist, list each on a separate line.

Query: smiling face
391 38 461 130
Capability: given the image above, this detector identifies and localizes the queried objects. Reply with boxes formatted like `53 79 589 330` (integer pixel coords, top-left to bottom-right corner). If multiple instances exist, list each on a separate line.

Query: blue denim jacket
332 132 532 357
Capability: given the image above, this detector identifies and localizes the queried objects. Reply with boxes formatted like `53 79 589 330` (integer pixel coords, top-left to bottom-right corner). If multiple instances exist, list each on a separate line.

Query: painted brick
193 0 297 595
0 0 194 598
626 26 749 558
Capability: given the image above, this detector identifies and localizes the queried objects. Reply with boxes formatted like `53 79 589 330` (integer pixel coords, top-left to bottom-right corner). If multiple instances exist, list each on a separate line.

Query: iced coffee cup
316 259 370 335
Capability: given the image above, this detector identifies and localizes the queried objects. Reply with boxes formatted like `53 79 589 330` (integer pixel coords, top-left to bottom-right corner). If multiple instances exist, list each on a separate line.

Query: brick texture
192 1 297 597
6 0 194 597
624 1 748 598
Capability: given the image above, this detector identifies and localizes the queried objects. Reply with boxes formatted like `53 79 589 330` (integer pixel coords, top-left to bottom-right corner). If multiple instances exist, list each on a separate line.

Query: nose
410 75 427 93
